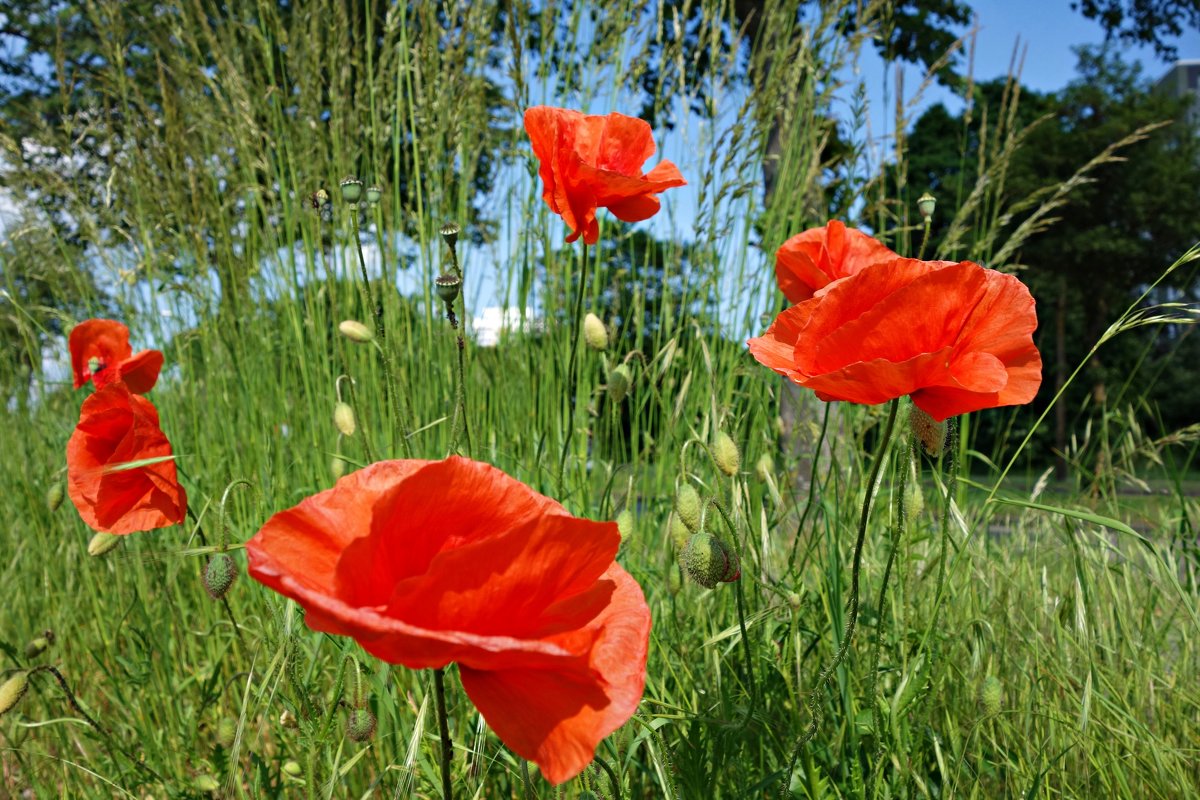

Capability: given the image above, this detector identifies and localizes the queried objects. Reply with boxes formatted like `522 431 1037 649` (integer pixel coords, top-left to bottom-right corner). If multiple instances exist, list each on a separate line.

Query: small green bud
674 483 701 533
338 320 374 343
583 313 608 351
979 675 1002 716
23 631 54 659
681 532 740 589
713 431 741 476
0 671 30 716
607 363 632 403
339 176 363 204
439 221 460 249
202 553 238 600
435 273 462 306
786 591 802 611
193 774 221 793
215 717 237 749
667 512 691 551
366 185 383 206
754 452 774 483
346 708 376 742
282 760 304 778
333 402 356 437
917 192 937 220
88 532 122 557
46 480 65 513
615 508 634 542
910 407 948 456
331 454 347 480
667 563 683 595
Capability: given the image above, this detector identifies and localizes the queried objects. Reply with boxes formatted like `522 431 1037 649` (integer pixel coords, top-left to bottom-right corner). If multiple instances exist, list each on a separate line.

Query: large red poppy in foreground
775 220 901 303
749 257 1042 421
246 456 651 785
69 319 163 393
524 106 685 244
66 382 187 534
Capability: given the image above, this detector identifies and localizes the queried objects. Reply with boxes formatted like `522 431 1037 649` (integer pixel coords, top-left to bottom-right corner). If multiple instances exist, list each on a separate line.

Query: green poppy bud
979 675 1002 716
23 631 54 659
193 774 221 793
202 553 238 600
215 717 237 749
282 760 304 778
346 708 376 742
713 431 741 476
667 512 691 551
339 176 363 204
615 508 634 542
0 671 30 716
87 532 122 557
607 363 632 403
435 273 461 306
46 480 65 513
338 320 374 344
681 532 741 589
333 402 356 437
667 563 683 596
583 313 608 351
674 483 701 533
331 454 347 480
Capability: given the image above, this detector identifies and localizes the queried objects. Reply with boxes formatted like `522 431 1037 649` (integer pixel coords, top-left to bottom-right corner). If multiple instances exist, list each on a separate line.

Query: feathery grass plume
616 508 635 542
339 176 363 204
23 631 54 659
607 363 632 402
674 482 702 532
910 406 948 456
45 480 64 512
338 320 374 344
333 402 357 437
681 532 741 589
583 313 608 351
0 671 30 716
712 431 741 476
346 707 377 742
202 553 239 600
87 532 121 557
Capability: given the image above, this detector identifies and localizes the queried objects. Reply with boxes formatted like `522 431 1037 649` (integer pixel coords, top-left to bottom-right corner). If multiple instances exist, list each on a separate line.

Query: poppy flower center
87 356 105 376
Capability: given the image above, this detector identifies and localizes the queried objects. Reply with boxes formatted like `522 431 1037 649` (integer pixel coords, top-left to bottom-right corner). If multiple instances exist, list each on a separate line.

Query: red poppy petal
69 319 132 389
119 350 164 394
800 349 954 406
606 193 661 223
458 564 650 785
774 222 901 303
576 113 656 174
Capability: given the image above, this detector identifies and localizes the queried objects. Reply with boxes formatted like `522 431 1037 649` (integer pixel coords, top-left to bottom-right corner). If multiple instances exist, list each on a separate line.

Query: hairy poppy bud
46 480 65 513
583 313 608 351
713 431 741 476
667 512 690 551
282 760 304 778
339 176 363 204
87 532 121 557
435 273 461 306
910 407 948 456
440 222 460 249
0 671 30 716
754 452 774 483
674 483 701 533
979 675 1002 716
917 192 937 220
607 363 632 403
23 631 53 659
193 775 220 793
202 553 239 600
338 320 374 344
615 508 634 542
681 532 740 589
331 454 347 480
215 717 237 749
333 402 356 437
346 708 376 742
366 186 383 206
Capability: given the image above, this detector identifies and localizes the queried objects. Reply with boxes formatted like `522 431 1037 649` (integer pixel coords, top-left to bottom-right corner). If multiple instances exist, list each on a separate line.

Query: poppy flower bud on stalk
282 760 304 778
338 320 374 344
607 363 632 403
88 532 121 557
46 480 64 512
979 675 1003 716
616 508 635 542
667 512 691 551
339 176 363 204
910 406 948 456
681 532 741 589
0 671 30 716
583 313 608 351
346 707 377 742
333 402 356 437
24 631 54 659
674 483 701 533
331 453 347 480
193 775 220 793
713 431 741 476
202 553 239 600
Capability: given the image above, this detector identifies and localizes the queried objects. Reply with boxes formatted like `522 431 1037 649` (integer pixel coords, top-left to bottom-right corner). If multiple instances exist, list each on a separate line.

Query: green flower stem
781 398 899 797
434 667 454 799
558 241 590 491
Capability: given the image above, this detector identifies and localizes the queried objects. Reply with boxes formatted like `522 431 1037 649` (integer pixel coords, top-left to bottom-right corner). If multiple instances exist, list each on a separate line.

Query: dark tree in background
1073 0 1200 58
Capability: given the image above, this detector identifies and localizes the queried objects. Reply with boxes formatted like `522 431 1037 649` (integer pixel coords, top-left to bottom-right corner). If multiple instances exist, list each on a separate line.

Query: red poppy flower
246 456 651 786
524 106 686 244
66 382 187 534
69 319 164 393
749 257 1042 421
775 220 901 303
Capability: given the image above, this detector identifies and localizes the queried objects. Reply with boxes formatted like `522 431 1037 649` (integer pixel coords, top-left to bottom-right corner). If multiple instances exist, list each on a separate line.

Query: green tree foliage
1072 0 1200 59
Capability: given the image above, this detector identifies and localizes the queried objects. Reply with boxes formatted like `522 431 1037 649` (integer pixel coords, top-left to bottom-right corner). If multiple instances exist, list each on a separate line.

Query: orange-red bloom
749 257 1042 421
245 457 651 785
69 319 163 393
775 220 902 303
524 106 686 244
66 382 187 534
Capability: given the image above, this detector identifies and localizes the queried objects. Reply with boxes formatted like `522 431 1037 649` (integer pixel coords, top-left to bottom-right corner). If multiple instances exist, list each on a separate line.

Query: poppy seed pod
338 320 374 344
583 313 608 351
607 363 632 403
339 176 363 204
435 273 461 306
87 532 122 557
366 186 383 206
46 480 64 513
910 406 948 456
333 402 356 437
440 222 460 248
202 553 239 600
346 708 377 742
673 483 701 533
0 671 30 716
917 192 937 220
713 431 741 476
681 532 740 589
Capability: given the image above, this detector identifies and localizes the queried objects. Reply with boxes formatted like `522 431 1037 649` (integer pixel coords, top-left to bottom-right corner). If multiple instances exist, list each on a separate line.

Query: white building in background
1155 60 1200 129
